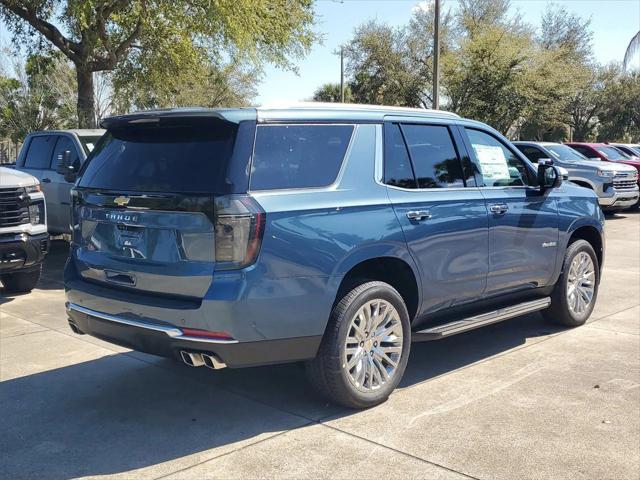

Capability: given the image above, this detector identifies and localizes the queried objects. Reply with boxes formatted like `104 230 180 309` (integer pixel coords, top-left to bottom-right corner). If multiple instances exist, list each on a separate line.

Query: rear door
73 116 252 299
383 121 489 314
462 127 559 295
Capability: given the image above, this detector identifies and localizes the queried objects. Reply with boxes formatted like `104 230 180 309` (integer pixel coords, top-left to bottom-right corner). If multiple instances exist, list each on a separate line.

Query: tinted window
250 124 353 190
78 136 103 154
545 144 588 162
384 123 416 188
516 145 546 162
52 136 79 171
596 146 630 161
401 124 464 188
78 120 237 193
570 145 596 158
466 129 532 187
24 135 55 169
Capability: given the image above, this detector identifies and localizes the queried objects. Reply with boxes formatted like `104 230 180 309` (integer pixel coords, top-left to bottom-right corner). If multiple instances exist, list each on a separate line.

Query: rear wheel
306 281 411 408
0 265 42 293
544 240 599 327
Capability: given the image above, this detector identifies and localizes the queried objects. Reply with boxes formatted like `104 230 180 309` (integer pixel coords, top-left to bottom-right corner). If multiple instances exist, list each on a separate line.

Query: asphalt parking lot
1 212 639 480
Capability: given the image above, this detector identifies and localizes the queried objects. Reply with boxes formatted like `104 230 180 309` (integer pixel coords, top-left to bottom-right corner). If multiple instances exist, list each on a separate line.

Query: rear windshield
78 120 237 194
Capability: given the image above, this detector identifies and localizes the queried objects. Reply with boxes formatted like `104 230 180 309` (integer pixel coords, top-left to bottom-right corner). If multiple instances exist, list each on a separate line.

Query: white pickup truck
0 167 48 292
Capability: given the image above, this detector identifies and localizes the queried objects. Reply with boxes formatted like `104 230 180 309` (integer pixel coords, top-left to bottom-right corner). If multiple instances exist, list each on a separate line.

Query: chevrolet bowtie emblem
113 196 131 207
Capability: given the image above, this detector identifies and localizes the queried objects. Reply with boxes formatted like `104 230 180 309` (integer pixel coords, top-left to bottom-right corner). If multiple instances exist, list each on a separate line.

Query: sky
256 0 640 104
1 0 639 105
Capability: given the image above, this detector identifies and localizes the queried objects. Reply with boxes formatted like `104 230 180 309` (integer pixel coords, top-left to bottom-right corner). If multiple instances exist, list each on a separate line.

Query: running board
412 297 551 341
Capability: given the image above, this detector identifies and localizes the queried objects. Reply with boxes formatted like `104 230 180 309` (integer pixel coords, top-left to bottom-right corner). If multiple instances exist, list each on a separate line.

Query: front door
462 127 559 295
19 135 57 226
49 136 80 233
383 122 489 315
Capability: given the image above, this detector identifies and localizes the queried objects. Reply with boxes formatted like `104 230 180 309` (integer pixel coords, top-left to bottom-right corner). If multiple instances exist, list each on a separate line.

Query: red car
566 142 640 208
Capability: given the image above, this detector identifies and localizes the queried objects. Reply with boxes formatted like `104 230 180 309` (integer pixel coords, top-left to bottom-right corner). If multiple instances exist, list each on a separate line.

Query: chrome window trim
67 303 239 344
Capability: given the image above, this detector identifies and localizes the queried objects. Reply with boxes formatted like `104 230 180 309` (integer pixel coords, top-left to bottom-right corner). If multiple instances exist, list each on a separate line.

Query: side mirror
56 150 78 182
537 163 562 192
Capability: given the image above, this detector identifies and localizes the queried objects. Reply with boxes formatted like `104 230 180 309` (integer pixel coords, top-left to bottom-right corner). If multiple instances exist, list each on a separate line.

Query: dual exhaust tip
180 351 226 370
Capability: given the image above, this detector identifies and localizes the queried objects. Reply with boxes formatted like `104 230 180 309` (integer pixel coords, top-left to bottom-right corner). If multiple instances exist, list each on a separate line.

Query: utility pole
433 0 440 110
340 46 345 103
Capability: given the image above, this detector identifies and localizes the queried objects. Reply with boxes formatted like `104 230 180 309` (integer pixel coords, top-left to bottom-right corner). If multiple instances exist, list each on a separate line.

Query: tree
517 5 595 140
444 1 536 132
312 82 351 103
0 0 316 127
112 58 261 113
342 6 452 108
597 68 640 141
623 31 640 71
0 51 76 142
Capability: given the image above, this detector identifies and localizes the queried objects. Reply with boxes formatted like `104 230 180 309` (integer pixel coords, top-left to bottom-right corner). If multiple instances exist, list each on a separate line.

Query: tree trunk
76 66 96 128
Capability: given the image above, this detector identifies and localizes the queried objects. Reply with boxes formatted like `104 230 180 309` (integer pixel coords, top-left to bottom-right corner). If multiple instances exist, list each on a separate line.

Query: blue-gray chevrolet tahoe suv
64 104 604 408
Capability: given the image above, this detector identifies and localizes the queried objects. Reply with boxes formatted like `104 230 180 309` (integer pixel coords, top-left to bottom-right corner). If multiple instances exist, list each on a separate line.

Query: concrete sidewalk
1 213 639 479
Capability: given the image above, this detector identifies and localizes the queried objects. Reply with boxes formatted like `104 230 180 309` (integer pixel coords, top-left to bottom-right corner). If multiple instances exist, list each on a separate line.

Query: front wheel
544 240 599 327
306 281 411 409
0 265 42 293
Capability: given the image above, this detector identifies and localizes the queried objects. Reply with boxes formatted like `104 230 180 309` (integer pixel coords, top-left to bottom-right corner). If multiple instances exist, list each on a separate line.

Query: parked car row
2 103 635 408
513 142 640 212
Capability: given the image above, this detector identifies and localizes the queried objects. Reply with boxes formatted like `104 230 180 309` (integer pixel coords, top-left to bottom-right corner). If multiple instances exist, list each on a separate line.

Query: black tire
306 281 411 409
543 240 599 327
0 265 42 293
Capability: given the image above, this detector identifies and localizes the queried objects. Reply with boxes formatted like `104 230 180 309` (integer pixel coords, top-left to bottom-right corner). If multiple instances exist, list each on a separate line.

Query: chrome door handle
489 203 508 215
406 210 432 221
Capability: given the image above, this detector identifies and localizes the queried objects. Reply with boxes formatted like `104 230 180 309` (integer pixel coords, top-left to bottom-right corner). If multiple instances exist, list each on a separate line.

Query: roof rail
258 101 460 118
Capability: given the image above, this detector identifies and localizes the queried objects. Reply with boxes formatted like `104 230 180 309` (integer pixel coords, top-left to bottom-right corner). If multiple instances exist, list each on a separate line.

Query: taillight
70 188 80 245
214 195 265 270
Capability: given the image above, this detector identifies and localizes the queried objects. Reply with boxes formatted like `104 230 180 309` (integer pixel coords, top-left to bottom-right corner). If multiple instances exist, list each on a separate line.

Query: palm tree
623 31 640 70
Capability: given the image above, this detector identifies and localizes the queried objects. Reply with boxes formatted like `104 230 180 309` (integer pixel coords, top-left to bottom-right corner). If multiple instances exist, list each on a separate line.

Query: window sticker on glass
472 144 511 181
85 143 95 152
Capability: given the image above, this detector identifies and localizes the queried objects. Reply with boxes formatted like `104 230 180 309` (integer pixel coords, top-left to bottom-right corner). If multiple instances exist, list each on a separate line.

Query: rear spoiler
100 108 257 129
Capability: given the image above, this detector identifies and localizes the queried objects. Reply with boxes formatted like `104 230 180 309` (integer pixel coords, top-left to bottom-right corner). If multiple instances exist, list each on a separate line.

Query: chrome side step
412 297 551 341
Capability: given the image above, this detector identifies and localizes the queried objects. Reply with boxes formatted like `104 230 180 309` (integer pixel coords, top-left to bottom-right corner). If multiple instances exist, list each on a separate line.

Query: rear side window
250 124 353 190
516 145 546 162
384 123 416 188
24 136 55 169
78 120 237 194
401 124 465 188
570 145 595 158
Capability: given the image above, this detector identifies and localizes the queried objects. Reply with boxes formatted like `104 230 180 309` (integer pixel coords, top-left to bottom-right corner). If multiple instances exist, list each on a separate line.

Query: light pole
433 0 440 110
340 46 345 103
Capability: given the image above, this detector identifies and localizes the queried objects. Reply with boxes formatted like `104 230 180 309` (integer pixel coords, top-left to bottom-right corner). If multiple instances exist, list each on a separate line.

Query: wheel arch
567 224 604 270
330 248 421 322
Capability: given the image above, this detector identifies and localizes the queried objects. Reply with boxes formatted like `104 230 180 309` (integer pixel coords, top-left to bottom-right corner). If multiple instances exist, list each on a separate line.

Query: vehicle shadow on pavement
1 238 568 479
0 315 565 479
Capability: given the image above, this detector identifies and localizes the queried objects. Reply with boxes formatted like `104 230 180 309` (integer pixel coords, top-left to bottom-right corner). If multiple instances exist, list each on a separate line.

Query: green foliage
343 8 453 108
596 69 640 141
332 0 638 142
0 0 316 126
0 52 76 142
312 83 352 103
